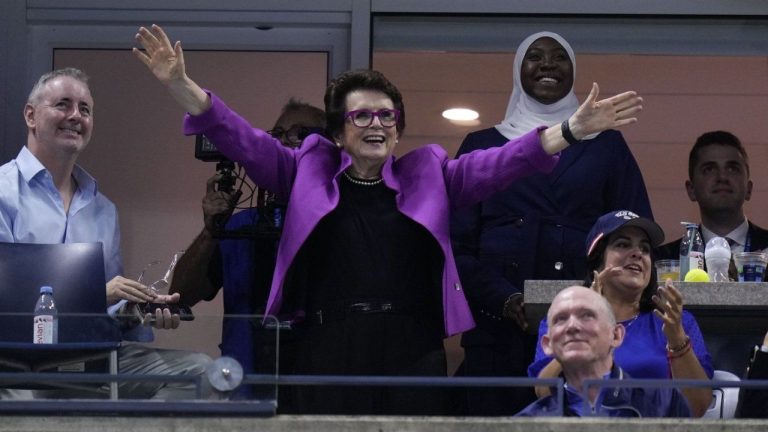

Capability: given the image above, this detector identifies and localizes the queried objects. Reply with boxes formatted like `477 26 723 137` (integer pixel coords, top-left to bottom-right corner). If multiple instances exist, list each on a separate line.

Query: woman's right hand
132 24 211 115
133 25 186 86
589 266 623 296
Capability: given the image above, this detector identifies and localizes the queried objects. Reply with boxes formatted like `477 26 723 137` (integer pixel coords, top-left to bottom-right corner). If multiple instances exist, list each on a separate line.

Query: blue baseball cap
586 210 665 258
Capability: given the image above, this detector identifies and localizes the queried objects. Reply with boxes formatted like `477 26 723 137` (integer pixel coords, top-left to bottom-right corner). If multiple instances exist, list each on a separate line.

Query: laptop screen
0 242 120 343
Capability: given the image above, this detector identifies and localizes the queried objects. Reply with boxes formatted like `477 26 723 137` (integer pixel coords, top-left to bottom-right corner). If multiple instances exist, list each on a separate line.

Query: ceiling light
442 108 479 121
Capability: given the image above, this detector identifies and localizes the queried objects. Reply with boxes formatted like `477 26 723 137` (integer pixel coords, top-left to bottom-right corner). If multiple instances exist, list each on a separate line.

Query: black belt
310 301 404 325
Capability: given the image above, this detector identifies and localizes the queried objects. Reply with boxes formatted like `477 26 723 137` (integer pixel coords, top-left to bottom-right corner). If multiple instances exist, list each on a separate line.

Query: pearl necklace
343 171 383 186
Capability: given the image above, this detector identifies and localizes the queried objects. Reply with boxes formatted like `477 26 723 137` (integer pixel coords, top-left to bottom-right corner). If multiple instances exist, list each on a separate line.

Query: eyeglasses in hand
137 250 185 295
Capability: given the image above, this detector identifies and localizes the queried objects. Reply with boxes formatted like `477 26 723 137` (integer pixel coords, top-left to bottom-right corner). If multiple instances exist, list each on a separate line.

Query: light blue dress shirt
0 146 151 341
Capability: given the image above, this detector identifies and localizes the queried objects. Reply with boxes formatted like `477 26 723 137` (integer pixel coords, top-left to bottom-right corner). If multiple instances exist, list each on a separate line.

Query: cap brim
622 218 665 248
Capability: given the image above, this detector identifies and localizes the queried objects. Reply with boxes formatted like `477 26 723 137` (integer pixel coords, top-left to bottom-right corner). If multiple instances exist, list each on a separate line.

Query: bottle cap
39 286 53 294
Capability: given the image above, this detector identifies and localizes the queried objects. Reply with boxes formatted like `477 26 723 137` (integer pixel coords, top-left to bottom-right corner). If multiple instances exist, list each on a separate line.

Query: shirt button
554 261 563 271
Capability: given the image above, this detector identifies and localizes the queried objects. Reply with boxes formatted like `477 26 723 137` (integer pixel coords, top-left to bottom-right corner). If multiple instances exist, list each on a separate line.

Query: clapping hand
589 267 624 295
652 279 688 346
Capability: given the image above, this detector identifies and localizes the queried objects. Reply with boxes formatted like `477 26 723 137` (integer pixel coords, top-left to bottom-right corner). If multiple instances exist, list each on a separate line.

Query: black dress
286 175 447 415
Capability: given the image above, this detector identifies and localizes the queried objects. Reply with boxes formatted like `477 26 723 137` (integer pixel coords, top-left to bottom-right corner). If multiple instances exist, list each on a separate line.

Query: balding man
516 286 691 417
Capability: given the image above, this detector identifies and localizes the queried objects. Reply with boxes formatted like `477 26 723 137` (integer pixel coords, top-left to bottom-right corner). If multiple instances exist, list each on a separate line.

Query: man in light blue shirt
0 68 209 399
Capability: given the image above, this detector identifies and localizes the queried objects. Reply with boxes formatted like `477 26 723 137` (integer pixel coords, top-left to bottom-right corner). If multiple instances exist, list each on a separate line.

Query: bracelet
667 342 692 359
666 335 691 354
561 120 581 146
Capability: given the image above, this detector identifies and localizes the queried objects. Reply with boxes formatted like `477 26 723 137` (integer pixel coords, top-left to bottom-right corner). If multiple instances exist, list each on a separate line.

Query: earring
335 141 342 148
396 139 399 144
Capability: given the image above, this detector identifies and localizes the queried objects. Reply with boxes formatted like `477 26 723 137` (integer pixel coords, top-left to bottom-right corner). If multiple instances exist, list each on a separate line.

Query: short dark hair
323 69 405 139
688 130 749 180
276 97 325 128
583 234 658 313
28 67 90 105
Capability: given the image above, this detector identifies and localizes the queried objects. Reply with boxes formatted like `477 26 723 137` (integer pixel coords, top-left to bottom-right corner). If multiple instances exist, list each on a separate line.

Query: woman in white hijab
495 31 582 140
451 31 653 416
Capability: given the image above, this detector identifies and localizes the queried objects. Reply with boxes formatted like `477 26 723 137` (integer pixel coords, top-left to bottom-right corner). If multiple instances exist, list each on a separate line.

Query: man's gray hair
27 68 90 105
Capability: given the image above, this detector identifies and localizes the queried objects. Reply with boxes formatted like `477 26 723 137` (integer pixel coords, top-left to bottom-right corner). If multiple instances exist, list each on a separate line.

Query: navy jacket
451 127 653 346
737 346 768 418
516 365 692 417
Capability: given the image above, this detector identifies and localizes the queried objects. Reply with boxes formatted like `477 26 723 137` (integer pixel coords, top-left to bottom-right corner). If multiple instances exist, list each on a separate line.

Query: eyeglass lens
349 109 398 128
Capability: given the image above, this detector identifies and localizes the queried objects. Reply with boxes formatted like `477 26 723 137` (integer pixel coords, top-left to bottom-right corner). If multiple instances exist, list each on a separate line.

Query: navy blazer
451 127 653 345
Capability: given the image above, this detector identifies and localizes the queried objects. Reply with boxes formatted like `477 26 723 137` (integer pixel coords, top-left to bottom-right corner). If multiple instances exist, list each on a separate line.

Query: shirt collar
701 218 749 248
563 366 618 415
16 146 99 198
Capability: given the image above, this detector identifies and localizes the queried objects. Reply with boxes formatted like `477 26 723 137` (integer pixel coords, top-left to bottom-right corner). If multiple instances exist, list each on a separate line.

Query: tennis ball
684 268 710 282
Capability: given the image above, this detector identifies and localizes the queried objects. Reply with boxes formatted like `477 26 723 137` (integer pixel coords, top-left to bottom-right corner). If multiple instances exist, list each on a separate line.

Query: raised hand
132 24 210 115
589 266 624 296
133 25 186 85
652 279 688 346
569 83 643 139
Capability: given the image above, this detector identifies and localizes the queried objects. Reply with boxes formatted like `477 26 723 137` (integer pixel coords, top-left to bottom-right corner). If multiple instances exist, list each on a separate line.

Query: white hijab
495 31 587 140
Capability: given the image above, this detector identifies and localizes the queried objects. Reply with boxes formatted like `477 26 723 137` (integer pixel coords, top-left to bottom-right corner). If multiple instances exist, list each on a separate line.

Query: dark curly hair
583 233 658 313
323 69 406 140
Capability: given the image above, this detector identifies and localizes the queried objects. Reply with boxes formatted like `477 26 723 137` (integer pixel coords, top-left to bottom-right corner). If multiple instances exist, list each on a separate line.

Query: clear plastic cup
655 259 680 282
732 251 768 282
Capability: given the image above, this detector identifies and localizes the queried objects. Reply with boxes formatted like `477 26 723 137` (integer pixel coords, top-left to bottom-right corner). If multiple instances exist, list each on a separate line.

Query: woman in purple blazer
133 24 642 415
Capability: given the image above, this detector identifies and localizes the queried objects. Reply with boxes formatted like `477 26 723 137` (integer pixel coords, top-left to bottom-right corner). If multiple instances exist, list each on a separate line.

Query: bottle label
33 315 54 344
689 251 704 272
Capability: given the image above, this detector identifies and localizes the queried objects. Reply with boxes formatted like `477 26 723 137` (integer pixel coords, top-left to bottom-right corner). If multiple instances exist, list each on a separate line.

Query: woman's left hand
652 278 688 346
568 82 643 139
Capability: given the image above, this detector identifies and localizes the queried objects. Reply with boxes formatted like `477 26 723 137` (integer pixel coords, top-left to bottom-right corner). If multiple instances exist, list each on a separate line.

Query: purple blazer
183 93 559 336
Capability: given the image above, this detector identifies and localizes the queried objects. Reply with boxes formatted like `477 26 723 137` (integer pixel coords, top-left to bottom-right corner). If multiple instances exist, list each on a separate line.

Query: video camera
194 134 280 240
195 134 238 194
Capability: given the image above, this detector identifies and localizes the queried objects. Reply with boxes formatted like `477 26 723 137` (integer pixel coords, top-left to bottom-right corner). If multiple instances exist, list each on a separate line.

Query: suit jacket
451 127 652 345
737 346 768 418
656 221 768 262
183 93 559 336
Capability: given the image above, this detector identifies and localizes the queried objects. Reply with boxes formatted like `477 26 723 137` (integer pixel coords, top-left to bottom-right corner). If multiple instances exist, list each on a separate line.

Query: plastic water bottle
33 285 58 344
705 237 731 282
679 222 704 280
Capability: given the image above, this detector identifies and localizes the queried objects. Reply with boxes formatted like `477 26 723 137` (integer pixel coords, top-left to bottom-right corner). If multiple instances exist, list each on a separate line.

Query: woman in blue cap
528 210 713 416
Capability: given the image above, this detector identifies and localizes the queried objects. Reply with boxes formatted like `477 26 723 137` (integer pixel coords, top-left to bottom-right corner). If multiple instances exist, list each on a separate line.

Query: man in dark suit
656 130 768 374
656 130 768 262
